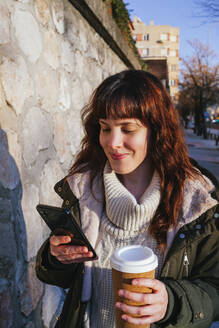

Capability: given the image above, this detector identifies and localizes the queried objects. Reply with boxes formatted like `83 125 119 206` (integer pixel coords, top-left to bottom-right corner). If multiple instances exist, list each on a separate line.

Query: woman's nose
108 131 123 148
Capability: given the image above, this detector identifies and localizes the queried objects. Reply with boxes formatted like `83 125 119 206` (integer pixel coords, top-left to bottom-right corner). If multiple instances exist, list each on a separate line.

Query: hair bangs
95 85 144 121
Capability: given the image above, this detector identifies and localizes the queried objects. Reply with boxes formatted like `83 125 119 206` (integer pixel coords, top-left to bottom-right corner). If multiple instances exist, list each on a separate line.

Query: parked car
212 117 219 124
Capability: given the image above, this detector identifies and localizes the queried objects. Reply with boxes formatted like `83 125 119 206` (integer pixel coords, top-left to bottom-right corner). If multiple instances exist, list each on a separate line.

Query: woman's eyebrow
99 120 138 126
99 120 107 125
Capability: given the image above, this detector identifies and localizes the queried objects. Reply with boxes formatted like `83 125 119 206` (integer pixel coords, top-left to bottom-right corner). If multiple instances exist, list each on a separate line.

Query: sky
126 0 219 63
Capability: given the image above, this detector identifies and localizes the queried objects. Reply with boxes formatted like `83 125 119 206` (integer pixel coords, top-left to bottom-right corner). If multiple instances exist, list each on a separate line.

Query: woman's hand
115 278 168 325
50 235 93 264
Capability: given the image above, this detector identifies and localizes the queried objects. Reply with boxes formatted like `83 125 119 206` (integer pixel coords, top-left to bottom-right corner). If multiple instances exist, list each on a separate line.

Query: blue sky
126 0 219 63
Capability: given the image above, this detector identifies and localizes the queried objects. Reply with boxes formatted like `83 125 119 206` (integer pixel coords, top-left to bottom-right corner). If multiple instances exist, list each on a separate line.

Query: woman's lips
110 153 128 160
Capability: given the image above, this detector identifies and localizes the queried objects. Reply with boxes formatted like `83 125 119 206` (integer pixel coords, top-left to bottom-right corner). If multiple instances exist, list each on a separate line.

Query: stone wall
0 0 140 327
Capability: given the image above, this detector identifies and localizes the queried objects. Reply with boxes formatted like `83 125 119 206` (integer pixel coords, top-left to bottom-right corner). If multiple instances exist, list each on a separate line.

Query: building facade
132 16 179 101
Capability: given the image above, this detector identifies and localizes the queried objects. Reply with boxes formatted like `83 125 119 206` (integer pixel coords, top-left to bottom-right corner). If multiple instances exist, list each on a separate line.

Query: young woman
36 70 219 328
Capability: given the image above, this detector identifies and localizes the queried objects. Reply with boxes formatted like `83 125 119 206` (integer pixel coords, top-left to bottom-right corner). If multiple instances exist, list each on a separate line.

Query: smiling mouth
110 153 128 160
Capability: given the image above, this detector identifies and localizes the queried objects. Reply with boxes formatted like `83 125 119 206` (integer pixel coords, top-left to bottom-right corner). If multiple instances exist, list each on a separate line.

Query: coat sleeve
35 178 84 289
158 213 219 328
35 238 84 289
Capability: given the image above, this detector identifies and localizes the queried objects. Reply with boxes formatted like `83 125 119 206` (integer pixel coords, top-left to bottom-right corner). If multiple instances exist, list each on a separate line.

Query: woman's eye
122 129 135 134
100 127 110 132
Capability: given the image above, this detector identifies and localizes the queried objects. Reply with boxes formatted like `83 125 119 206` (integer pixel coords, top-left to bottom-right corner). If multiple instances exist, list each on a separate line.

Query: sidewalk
183 128 219 181
184 128 219 152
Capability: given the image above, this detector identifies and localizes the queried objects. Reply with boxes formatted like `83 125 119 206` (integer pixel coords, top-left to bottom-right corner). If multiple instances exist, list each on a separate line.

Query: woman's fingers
118 279 166 304
55 250 94 263
116 302 159 317
116 278 168 323
49 235 93 263
121 313 154 325
50 235 71 246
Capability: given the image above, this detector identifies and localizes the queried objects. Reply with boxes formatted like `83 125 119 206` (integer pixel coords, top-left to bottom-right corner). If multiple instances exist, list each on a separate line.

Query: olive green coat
36 161 219 328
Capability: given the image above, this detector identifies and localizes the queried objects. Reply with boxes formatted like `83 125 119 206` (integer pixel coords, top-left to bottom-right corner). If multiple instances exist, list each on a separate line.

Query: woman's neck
117 160 154 202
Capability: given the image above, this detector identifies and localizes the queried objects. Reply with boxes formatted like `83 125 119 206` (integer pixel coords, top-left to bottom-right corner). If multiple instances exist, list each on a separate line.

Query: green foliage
102 0 145 68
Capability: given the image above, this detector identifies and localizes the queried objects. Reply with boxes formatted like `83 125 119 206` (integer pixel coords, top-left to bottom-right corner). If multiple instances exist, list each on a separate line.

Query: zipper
183 249 190 276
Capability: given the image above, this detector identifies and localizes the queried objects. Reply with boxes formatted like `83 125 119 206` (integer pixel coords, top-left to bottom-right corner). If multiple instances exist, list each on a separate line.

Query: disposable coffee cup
110 245 158 328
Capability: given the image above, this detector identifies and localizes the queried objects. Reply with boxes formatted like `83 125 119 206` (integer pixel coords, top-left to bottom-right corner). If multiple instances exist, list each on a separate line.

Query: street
184 128 219 181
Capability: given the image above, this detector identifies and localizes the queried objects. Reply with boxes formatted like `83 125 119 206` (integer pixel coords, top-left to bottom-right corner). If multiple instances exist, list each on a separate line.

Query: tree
194 0 219 22
178 40 219 137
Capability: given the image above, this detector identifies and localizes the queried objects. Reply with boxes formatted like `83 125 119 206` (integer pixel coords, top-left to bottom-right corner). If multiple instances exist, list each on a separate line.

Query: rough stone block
21 183 44 260
4 129 22 173
0 2 10 45
71 79 85 111
0 129 8 149
59 71 71 111
19 261 43 317
78 19 88 53
53 112 82 170
34 0 51 27
40 159 64 207
21 107 53 167
17 0 30 3
61 40 75 73
0 136 20 190
35 63 59 112
42 285 62 328
0 289 13 328
0 222 17 279
12 8 42 63
25 322 35 328
74 50 86 78
0 197 12 222
0 56 34 115
0 277 8 294
51 0 64 34
43 29 60 69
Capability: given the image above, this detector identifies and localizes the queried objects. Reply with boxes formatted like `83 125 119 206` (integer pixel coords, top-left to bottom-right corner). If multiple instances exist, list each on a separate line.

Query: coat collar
179 173 218 228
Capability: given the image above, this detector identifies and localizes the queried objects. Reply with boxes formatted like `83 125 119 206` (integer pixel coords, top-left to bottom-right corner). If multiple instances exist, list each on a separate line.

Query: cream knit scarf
104 161 161 231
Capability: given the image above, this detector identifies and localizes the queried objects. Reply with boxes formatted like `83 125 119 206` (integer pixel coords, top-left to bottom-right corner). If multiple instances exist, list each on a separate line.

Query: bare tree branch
178 40 219 136
194 0 219 22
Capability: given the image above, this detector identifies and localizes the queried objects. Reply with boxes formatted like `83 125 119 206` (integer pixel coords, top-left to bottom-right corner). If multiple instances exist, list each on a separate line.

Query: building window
142 48 149 56
169 49 177 56
170 79 177 86
171 64 177 72
136 34 143 41
170 35 177 42
161 48 168 56
143 34 149 41
160 33 168 41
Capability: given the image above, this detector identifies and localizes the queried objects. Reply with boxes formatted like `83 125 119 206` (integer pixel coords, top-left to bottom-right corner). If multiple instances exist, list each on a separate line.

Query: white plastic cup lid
110 245 158 273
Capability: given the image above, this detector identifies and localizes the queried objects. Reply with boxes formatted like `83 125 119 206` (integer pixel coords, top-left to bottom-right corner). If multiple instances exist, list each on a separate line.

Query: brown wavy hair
69 69 199 250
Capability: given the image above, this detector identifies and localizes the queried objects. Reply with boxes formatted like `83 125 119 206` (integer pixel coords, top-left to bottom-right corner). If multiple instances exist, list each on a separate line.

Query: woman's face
99 118 150 175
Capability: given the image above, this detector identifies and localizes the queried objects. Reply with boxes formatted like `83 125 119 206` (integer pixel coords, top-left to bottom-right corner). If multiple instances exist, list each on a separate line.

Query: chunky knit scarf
88 163 163 327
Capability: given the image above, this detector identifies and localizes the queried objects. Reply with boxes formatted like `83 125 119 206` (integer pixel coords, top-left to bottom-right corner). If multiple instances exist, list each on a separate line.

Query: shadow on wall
0 128 42 328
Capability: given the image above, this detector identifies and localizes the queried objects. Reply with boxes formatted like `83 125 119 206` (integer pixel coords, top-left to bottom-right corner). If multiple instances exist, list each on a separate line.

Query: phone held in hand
36 204 98 261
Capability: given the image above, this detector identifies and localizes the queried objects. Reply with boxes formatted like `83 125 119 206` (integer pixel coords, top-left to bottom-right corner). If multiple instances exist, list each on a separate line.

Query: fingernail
115 302 121 308
118 290 124 296
122 315 127 321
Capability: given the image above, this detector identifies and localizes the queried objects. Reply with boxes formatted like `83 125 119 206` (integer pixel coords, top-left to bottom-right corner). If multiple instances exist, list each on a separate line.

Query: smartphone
36 204 98 260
